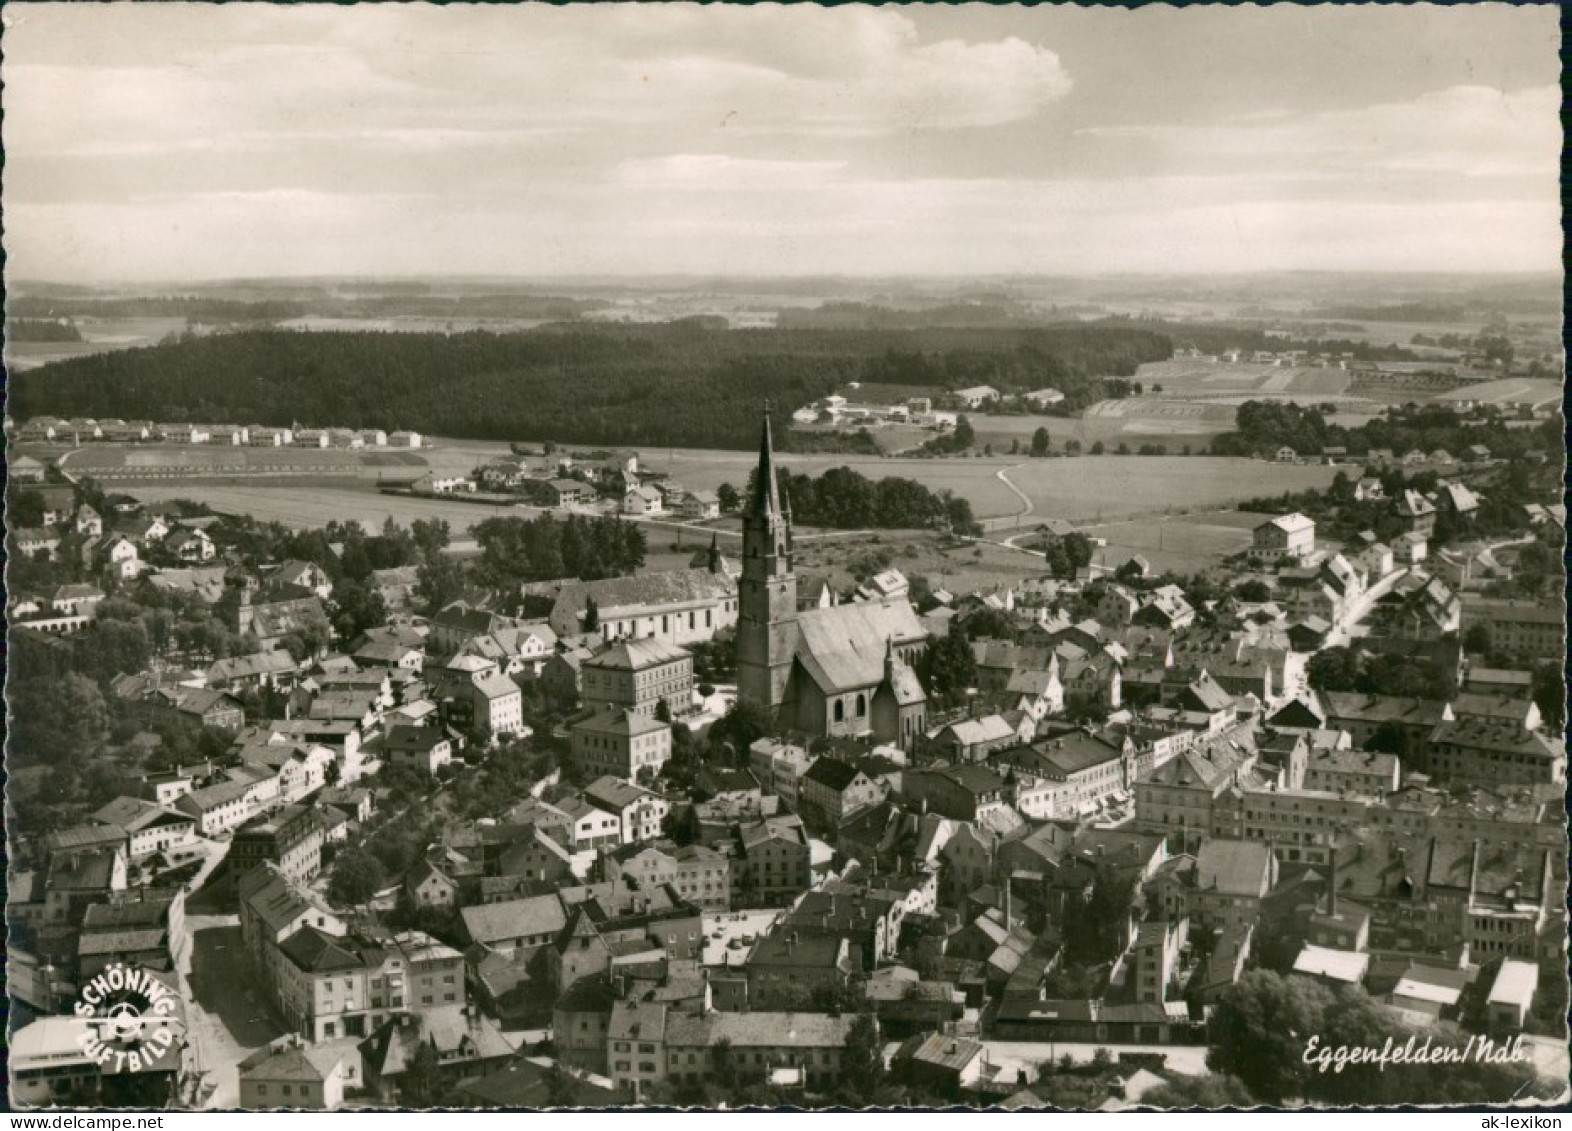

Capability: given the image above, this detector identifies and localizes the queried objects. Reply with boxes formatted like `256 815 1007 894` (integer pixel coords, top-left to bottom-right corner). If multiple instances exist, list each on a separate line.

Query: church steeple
749 399 784 521
737 402 798 716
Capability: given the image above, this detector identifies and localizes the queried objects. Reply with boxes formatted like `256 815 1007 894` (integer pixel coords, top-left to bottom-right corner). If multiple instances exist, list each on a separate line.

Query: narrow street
180 912 289 1109
177 850 284 1109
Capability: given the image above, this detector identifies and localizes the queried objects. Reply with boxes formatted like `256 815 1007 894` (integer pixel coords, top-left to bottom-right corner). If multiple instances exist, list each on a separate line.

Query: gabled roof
803 758 866 792
1195 838 1273 896
279 925 368 974
793 598 927 694
460 894 568 946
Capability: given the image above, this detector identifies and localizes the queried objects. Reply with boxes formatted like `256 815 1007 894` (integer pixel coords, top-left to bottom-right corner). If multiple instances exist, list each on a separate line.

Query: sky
1 3 1561 282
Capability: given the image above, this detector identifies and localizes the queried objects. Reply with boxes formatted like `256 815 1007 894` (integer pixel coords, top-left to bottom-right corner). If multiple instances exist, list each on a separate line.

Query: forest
7 318 84 341
9 322 1174 450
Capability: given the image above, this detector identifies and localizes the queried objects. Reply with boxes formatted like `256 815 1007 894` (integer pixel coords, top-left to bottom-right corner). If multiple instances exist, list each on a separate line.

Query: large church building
736 411 929 750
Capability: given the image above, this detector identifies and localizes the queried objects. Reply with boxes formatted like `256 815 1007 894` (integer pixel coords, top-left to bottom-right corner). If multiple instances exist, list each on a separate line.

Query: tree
708 698 773 764
1531 660 1566 733
654 698 672 724
920 622 978 703
1462 625 1493 654
716 482 741 513
1144 1072 1255 1108
840 1014 884 1097
1060 532 1094 573
415 554 466 616
544 1063 579 1107
712 1037 738 1092
331 577 389 641
1090 440 1106 455
8 487 45 528
1306 647 1361 692
1030 426 1051 457
1233 579 1271 603
583 595 600 632
329 847 388 906
399 1040 444 1106
410 518 452 558
952 415 975 449
1207 970 1334 1103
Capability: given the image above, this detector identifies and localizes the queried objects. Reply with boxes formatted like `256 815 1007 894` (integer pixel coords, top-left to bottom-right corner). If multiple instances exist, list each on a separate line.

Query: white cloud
1080 84 1560 180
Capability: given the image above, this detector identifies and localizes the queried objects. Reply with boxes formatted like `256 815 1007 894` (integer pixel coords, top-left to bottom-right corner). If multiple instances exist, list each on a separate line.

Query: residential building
1189 839 1277 930
582 776 671 844
798 758 883 827
1303 747 1401 796
733 817 813 907
570 708 672 783
1459 597 1566 660
1426 718 1564 786
238 1036 354 1110
581 639 694 718
89 797 196 860
230 805 327 891
382 726 454 775
661 1011 858 1092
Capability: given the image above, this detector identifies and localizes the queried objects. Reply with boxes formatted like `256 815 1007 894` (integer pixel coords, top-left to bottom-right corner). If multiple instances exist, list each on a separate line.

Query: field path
994 463 1034 518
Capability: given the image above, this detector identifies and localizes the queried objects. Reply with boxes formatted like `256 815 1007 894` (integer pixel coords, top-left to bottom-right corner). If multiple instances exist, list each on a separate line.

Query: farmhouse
1252 513 1315 562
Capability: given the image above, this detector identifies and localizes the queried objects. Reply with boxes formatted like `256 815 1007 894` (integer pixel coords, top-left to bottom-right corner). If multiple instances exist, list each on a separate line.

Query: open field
1436 377 1561 409
1134 358 1353 398
998 455 1338 523
276 316 554 334
123 482 525 535
61 445 427 480
121 444 1340 540
1079 510 1265 574
4 317 191 370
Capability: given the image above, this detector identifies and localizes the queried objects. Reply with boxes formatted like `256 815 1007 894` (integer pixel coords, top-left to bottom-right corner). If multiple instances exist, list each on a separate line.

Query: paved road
180 913 289 1109
1321 566 1409 651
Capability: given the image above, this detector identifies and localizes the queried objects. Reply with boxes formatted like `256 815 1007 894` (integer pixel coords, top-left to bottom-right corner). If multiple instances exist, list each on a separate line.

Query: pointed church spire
749 400 783 520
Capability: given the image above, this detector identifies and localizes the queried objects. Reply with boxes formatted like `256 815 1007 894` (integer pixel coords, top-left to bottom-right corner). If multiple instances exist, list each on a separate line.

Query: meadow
115 437 1337 536
1436 377 1561 409
1077 509 1266 575
62 446 426 479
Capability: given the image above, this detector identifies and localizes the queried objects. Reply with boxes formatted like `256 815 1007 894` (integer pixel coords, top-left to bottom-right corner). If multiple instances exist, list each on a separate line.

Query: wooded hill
10 322 1172 450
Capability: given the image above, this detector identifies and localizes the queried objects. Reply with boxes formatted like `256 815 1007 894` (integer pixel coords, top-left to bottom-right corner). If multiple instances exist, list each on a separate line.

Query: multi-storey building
1213 785 1371 866
581 776 670 844
570 708 672 783
229 805 326 891
732 817 813 907
1459 597 1565 660
1426 718 1564 786
581 639 694 718
268 927 464 1041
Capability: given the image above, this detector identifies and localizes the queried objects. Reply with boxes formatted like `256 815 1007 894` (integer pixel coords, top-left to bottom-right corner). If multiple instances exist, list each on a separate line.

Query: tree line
10 323 1177 451
744 464 983 536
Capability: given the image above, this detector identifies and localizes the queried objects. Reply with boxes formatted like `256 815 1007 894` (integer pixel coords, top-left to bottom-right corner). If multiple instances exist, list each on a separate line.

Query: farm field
1078 510 1266 574
124 483 527 535
61 445 427 479
1435 377 1561 409
998 455 1338 523
122 441 1340 536
276 316 554 334
1133 359 1354 398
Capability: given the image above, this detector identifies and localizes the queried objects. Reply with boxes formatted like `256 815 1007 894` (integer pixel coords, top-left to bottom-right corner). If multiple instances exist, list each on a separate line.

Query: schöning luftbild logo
73 963 182 1072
